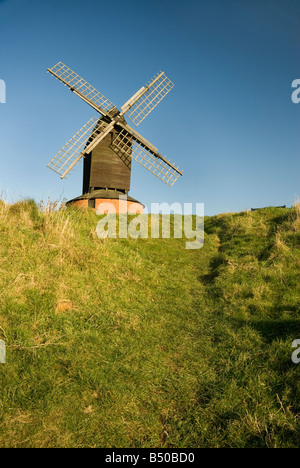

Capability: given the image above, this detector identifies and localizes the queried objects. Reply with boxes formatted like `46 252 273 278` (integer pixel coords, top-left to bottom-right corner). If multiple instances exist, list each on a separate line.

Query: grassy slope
0 200 299 447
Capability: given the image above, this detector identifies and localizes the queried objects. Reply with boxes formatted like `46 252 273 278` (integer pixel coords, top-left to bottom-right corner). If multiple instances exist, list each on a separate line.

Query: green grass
0 200 299 447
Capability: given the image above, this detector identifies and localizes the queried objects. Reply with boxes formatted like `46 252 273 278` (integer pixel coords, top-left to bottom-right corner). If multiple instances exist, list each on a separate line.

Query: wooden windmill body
83 116 131 195
47 63 182 212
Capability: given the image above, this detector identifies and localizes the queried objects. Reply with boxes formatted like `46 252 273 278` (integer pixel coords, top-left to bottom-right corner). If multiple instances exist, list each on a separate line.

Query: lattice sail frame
124 72 174 126
48 62 115 113
110 129 180 187
47 117 108 178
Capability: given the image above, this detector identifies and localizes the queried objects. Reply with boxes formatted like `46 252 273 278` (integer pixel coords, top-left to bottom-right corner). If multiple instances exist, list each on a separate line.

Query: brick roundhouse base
66 189 144 214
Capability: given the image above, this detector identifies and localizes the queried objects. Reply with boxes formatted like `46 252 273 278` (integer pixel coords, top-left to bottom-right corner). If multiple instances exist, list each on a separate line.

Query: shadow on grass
232 317 300 343
199 255 226 284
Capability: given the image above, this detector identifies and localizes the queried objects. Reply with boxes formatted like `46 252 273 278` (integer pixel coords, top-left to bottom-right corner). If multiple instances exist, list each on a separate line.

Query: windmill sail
47 117 106 179
110 128 181 187
48 62 116 115
122 72 174 126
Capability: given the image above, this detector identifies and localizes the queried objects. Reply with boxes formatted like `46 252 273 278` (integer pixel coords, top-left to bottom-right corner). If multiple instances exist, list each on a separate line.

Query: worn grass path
0 201 299 447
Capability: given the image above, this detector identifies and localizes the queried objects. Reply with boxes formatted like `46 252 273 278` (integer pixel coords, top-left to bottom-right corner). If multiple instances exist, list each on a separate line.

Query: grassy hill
0 200 299 448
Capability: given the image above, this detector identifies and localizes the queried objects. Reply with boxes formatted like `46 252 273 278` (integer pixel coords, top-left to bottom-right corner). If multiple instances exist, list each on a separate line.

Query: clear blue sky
0 0 299 215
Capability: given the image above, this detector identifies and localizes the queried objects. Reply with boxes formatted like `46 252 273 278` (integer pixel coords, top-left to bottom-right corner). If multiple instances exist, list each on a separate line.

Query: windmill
46 62 182 212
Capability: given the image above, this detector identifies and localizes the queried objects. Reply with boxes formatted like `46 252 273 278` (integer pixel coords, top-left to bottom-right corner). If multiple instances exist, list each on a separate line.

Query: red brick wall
70 198 144 214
